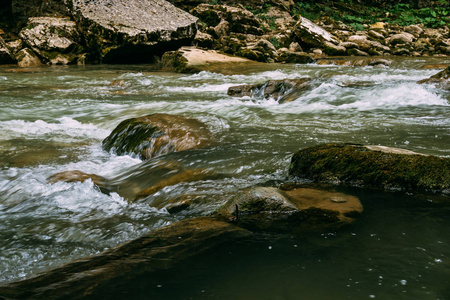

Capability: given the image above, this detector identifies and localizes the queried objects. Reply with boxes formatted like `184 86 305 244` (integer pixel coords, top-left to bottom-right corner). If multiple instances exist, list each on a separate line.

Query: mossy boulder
217 186 362 231
289 143 450 192
227 78 313 104
102 113 212 160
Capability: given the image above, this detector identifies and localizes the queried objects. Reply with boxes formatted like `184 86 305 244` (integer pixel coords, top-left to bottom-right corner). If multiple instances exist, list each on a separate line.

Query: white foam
0 117 110 140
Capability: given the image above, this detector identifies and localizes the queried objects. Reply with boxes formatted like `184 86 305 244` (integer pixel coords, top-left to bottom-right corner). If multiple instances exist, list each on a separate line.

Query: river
0 58 449 299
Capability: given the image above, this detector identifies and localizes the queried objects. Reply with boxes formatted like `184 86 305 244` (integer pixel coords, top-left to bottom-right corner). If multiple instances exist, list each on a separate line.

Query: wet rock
19 17 82 65
347 48 369 56
70 0 198 63
162 46 252 73
368 30 385 41
227 78 312 104
102 113 212 160
0 36 16 64
417 66 450 90
48 159 217 201
47 170 108 192
16 48 42 67
347 35 371 52
289 143 450 192
393 48 410 56
0 217 250 299
217 186 362 231
293 16 339 49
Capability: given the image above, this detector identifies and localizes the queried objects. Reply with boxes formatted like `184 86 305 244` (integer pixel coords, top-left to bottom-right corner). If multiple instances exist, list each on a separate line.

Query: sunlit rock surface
162 46 252 73
289 143 450 192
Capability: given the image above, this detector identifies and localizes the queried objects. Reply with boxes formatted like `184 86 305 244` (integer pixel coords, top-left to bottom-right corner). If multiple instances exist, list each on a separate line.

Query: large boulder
417 66 450 90
0 217 250 299
227 78 313 104
19 17 82 65
293 16 339 49
0 36 16 64
217 186 363 231
102 113 212 160
70 0 198 63
289 143 450 192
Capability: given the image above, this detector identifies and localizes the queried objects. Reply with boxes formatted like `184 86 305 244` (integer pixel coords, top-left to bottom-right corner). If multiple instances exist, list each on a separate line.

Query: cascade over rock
227 78 313 104
70 0 198 63
417 66 450 90
102 114 212 160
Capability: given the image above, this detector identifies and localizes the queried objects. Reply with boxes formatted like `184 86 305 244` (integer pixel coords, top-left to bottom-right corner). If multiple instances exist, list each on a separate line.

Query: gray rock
288 42 302 52
6 39 24 56
417 66 450 90
294 16 339 48
19 17 81 65
405 24 424 38
0 36 16 64
323 41 346 55
227 78 313 104
388 32 414 45
71 0 198 63
276 48 314 64
16 48 42 67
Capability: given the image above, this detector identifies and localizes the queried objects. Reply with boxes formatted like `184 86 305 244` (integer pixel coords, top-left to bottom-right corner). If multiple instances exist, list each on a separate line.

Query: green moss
289 143 450 192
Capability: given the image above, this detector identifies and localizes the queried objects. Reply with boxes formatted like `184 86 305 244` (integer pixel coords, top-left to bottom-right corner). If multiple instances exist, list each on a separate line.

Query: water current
0 58 449 299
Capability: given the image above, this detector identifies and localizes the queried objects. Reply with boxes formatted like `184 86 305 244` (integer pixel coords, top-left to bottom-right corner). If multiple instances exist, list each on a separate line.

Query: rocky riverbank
0 0 448 67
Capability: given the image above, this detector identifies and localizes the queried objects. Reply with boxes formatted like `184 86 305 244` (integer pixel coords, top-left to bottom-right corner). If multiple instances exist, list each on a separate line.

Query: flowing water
0 58 449 299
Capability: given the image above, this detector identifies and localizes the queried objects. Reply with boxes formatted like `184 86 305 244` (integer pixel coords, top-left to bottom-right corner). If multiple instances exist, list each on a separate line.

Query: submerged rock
102 113 212 160
162 46 252 73
217 186 362 231
19 17 82 65
48 159 216 202
227 78 312 104
417 66 450 90
70 0 198 63
0 217 250 299
289 143 450 192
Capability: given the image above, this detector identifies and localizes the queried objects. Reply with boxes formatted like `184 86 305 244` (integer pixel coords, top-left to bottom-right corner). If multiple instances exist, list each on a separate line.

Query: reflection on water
0 58 449 298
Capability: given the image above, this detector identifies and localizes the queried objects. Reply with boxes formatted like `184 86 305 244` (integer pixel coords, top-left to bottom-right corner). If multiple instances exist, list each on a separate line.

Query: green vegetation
292 0 449 28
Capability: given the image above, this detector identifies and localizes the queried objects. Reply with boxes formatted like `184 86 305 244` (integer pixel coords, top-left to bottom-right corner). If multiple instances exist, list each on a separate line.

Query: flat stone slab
162 46 253 73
